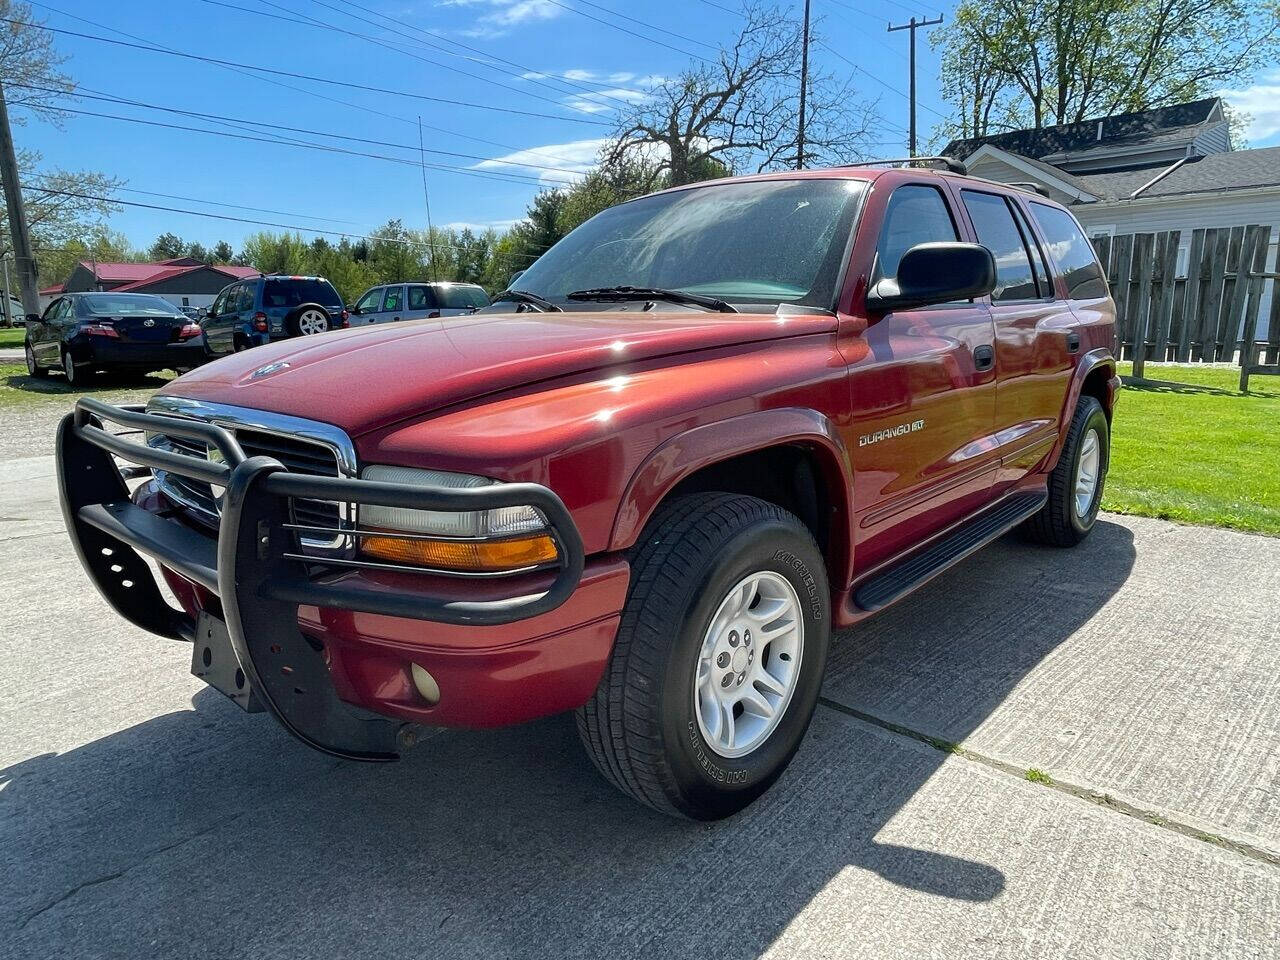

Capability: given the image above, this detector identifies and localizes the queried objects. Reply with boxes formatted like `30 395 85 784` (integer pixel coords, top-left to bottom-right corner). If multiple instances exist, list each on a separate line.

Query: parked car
201 274 347 356
347 281 490 326
179 305 202 322
26 292 204 384
57 164 1118 820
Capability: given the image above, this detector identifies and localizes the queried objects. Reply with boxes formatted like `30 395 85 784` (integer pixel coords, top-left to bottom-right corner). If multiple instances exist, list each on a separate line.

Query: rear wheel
62 347 90 385
25 341 47 378
288 306 330 337
1023 395 1109 546
576 493 830 820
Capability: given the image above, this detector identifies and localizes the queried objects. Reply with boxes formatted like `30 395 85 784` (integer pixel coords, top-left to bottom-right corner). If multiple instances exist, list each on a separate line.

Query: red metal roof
39 283 65 295
77 260 259 285
110 263 260 292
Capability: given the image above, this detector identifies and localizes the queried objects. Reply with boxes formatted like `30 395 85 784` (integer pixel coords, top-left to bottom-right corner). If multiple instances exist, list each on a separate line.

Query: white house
945 98 1280 338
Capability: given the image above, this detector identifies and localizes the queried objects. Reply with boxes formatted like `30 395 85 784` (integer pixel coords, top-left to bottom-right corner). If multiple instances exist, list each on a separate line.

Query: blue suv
201 275 348 356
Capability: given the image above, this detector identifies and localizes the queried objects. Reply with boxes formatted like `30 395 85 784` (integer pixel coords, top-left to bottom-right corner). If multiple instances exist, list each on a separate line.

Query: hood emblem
250 360 291 379
143 318 155 327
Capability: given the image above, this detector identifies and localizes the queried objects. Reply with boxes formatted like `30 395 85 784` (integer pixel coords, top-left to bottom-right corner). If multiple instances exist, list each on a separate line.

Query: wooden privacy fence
1092 225 1280 390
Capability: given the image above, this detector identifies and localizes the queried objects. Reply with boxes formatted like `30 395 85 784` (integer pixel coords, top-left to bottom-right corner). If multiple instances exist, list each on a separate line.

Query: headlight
358 466 558 572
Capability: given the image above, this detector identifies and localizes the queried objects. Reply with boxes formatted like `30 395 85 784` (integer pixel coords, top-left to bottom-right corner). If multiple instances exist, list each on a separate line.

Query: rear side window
1030 202 1108 299
961 191 1040 302
438 286 489 309
408 286 434 310
234 284 255 312
263 278 342 308
874 184 958 281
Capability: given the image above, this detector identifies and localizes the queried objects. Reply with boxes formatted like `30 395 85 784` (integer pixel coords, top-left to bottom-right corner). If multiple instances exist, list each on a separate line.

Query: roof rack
854 156 968 175
1004 181 1051 198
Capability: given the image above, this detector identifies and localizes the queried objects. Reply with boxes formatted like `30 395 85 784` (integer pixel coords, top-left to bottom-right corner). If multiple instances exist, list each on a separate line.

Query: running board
852 491 1047 612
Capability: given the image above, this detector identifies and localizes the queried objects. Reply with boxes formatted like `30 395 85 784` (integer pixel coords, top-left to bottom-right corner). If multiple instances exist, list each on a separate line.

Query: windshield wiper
566 286 738 313
493 288 563 312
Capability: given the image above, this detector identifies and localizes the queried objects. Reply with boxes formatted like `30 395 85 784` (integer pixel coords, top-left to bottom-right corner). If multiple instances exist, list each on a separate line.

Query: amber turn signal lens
361 532 559 571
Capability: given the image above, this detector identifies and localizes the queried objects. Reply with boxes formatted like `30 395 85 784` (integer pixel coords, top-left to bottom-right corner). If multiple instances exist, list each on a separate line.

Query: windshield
510 178 866 310
78 294 178 317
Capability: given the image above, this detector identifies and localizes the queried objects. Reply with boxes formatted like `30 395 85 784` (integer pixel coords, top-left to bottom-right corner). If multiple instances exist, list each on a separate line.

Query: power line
9 81 588 179
0 16 613 126
570 0 719 50
29 0 601 171
539 0 711 61
195 0 630 116
32 102 576 188
816 38 947 121
305 0 645 110
29 186 548 261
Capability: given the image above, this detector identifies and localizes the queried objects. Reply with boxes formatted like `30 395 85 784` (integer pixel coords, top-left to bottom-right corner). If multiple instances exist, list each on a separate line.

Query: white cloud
1221 70 1280 145
475 137 609 184
449 0 564 38
564 86 652 114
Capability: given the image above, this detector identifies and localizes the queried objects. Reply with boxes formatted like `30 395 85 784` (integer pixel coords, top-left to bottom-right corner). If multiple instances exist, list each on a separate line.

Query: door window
41 299 63 322
1029 202 1108 299
234 284 256 313
355 288 382 314
873 184 960 282
381 287 403 312
961 191 1040 302
221 285 242 314
407 286 435 310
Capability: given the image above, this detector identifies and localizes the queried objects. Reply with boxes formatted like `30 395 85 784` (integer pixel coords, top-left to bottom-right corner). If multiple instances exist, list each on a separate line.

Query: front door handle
973 344 995 371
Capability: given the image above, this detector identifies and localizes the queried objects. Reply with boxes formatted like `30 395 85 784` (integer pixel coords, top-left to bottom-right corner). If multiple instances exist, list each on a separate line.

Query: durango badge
859 418 925 446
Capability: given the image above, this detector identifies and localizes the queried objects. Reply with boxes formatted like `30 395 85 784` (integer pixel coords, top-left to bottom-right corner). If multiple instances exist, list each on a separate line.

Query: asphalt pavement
2 453 1278 959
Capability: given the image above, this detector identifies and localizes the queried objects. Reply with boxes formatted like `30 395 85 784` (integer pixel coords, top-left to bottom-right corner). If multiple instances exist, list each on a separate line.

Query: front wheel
576 493 830 820
1023 394 1109 546
26 341 48 378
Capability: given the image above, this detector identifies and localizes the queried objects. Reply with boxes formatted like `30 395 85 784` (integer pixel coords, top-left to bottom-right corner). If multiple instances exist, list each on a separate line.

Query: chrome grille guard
57 397 586 761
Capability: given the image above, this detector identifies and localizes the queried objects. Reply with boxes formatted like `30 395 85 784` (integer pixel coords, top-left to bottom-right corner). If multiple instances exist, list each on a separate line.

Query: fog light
411 663 441 706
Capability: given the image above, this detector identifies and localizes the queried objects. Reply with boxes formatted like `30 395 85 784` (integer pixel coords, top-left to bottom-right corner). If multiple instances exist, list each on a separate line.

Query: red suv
57 164 1118 820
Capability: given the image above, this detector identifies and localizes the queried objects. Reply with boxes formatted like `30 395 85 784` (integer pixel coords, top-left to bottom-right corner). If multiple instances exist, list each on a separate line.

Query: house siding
1075 190 1280 340
1193 122 1232 156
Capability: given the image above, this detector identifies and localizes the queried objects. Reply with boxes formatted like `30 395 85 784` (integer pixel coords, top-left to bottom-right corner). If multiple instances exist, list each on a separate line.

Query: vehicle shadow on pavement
2 522 1136 960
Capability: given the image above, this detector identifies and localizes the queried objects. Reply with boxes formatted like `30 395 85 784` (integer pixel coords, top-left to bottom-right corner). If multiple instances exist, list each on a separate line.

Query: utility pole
796 0 811 169
0 77 40 323
887 14 943 158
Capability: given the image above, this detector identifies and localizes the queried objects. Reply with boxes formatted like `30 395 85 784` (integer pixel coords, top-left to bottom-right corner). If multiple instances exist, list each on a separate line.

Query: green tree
35 228 136 287
212 240 234 263
935 0 1280 138
148 232 186 260
0 0 74 124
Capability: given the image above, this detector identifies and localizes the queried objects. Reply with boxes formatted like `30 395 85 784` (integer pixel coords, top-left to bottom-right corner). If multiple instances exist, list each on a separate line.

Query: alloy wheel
297 309 328 336
1074 427 1101 517
62 349 76 385
694 570 804 758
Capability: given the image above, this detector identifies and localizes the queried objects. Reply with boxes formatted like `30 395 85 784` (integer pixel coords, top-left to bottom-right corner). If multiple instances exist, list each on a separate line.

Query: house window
182 296 190 306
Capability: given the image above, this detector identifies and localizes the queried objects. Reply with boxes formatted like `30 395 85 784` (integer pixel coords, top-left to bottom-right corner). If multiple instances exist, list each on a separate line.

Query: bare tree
609 2 878 185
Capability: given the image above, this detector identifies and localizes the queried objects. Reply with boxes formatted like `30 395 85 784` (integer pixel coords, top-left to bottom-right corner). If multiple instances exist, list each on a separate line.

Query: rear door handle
973 344 995 371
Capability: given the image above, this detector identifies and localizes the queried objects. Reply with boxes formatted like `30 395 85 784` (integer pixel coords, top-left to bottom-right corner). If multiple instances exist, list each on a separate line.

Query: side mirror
865 242 996 313
348 304 361 315
197 307 209 319
25 313 40 324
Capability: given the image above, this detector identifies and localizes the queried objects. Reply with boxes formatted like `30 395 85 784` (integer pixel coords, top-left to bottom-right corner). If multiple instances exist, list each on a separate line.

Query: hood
159 309 836 437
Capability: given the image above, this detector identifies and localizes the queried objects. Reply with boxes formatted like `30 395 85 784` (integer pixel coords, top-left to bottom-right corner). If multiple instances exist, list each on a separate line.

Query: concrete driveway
2 453 1278 959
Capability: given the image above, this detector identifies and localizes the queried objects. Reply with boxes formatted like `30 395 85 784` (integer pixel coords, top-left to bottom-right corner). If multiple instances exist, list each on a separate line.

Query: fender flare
1049 348 1118 468
609 407 855 584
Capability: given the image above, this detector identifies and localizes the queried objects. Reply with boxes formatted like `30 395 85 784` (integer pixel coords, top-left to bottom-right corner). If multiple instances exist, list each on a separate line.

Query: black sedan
25 293 206 384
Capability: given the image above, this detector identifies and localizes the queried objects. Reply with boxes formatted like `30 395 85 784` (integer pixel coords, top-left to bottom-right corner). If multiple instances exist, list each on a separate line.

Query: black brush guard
57 397 586 762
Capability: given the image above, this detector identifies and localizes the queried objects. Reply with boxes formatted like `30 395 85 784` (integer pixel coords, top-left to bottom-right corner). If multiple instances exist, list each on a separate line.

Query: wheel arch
609 408 855 591
1047 349 1118 470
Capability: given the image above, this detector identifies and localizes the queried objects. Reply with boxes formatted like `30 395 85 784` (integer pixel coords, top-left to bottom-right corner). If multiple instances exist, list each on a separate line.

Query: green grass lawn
0 361 173 409
1106 363 1280 536
0 326 25 349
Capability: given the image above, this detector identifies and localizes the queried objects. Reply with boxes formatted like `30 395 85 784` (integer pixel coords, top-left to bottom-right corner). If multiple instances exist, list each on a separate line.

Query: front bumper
57 397 596 761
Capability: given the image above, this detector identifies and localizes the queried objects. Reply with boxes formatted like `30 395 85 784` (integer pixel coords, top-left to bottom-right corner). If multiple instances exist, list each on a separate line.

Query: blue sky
14 0 1280 254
